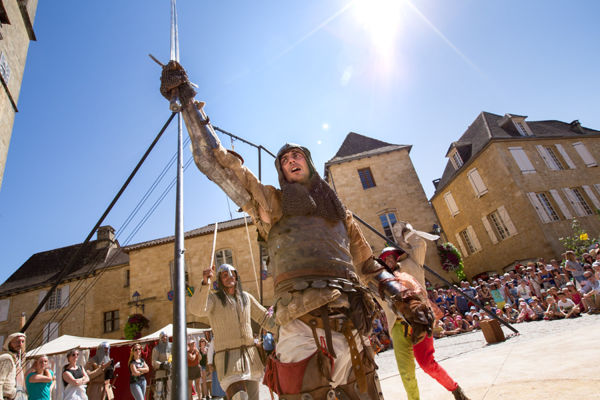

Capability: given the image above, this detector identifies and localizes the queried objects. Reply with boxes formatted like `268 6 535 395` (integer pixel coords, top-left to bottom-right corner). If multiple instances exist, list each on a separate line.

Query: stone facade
0 0 38 189
431 113 600 278
325 133 450 284
127 220 271 333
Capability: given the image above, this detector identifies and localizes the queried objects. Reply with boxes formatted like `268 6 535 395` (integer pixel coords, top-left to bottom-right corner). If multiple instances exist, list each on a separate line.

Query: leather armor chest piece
267 216 356 296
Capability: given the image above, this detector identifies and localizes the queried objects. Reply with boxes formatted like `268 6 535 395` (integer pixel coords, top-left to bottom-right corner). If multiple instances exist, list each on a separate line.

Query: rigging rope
243 215 261 297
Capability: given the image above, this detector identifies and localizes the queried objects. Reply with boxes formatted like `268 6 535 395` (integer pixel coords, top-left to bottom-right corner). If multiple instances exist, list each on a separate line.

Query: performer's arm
188 268 215 317
0 357 15 398
345 211 434 343
151 348 161 370
247 292 276 331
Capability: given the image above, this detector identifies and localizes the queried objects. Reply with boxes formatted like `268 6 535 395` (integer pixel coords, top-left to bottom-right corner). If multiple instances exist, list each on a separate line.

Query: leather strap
343 320 367 393
274 267 354 287
319 306 336 358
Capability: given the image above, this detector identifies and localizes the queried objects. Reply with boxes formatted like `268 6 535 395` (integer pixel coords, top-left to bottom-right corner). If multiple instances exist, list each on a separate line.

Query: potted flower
437 242 466 280
124 313 150 340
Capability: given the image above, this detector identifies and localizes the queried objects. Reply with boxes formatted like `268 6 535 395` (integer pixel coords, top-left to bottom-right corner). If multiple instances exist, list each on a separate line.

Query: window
572 142 597 167
215 249 234 267
124 269 130 288
508 147 535 174
563 188 594 217
536 145 564 170
357 168 376 189
527 192 560 223
42 322 59 344
443 192 459 216
455 226 480 256
379 212 397 241
450 151 463 169
488 211 510 240
549 189 572 220
595 184 600 197
0 299 8 322
554 144 576 169
582 186 600 210
460 230 476 254
481 206 518 243
466 168 488 197
40 286 70 311
514 121 530 136
104 310 119 333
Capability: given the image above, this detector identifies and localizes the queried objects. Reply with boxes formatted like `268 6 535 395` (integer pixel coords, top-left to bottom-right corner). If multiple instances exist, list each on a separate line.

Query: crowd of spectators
427 249 600 338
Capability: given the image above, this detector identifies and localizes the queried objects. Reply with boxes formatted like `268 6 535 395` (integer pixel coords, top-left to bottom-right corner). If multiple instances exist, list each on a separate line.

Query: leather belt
298 312 345 333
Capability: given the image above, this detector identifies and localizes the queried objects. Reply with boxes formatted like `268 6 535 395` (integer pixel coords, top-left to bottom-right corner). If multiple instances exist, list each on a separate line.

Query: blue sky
1 1 599 283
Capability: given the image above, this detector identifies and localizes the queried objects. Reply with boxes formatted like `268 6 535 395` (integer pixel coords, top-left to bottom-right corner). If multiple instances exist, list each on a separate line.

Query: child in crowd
544 296 564 320
557 291 581 318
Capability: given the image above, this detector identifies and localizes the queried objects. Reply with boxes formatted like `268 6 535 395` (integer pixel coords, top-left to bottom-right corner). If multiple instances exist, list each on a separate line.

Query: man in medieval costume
379 222 470 400
0 332 27 400
160 61 434 400
85 342 115 400
151 332 171 400
189 263 275 400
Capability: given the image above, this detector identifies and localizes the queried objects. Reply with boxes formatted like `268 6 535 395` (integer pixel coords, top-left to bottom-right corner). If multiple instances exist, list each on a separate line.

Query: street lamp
132 291 144 313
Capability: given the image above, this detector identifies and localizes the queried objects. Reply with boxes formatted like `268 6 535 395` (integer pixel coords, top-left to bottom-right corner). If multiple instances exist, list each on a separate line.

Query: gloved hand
159 60 197 106
392 294 435 345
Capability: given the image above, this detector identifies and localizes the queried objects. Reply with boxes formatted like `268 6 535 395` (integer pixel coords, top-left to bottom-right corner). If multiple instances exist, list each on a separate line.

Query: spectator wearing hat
516 280 532 304
378 223 471 400
516 300 536 322
0 332 27 400
529 298 545 320
592 261 600 281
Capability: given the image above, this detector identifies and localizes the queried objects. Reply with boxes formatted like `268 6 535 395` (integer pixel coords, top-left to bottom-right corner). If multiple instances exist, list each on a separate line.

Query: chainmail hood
275 143 346 221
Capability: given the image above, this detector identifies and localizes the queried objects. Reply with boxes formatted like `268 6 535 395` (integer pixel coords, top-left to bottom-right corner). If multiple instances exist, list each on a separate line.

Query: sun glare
353 0 403 57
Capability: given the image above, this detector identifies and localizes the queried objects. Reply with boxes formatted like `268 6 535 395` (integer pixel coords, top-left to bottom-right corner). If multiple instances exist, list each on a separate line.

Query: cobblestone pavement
259 313 600 399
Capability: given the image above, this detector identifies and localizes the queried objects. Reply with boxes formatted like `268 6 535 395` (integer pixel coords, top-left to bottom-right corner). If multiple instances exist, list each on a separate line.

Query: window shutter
562 188 586 217
38 291 47 313
467 168 488 197
549 190 572 220
595 184 600 197
508 147 536 174
43 322 59 344
0 299 9 322
527 192 551 223
61 285 69 308
466 225 481 251
481 216 498 244
497 206 517 236
582 185 600 209
444 192 459 216
536 145 558 170
555 144 576 169
454 234 467 256
572 142 597 167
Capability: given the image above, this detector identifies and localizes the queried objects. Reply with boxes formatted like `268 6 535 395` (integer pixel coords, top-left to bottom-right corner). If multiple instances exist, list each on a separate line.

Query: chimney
432 178 441 190
569 120 585 134
96 225 116 249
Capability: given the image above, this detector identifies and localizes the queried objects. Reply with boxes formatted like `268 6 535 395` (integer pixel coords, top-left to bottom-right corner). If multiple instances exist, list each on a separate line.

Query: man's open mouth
291 167 301 172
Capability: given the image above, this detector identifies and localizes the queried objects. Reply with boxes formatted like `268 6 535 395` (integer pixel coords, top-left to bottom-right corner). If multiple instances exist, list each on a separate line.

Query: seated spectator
529 298 545 320
502 304 518 323
516 300 536 322
581 271 600 314
565 282 585 312
553 271 568 289
540 267 554 289
442 317 460 336
471 314 481 330
432 320 445 339
490 281 506 309
547 287 559 301
593 261 600 280
516 280 532 304
557 291 581 318
544 296 565 320
454 315 472 333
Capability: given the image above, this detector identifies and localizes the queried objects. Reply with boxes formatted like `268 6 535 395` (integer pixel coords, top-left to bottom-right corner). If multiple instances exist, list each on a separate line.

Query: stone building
0 226 128 349
0 0 38 189
325 132 449 283
0 218 270 347
430 112 600 278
